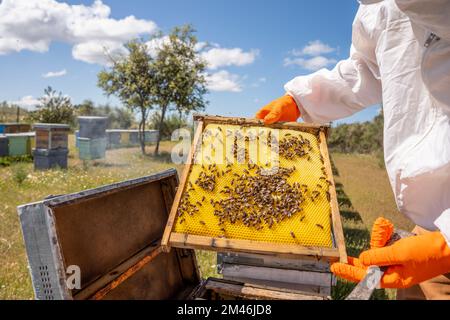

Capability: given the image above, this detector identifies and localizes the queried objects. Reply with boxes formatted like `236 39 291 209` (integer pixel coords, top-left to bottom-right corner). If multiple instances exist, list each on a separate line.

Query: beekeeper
256 0 450 299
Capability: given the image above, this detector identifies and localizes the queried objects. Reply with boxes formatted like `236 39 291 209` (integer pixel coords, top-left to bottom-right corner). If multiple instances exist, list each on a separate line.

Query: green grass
0 137 412 300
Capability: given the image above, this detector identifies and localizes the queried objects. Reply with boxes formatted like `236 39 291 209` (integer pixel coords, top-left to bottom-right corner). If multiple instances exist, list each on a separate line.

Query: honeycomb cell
174 124 333 248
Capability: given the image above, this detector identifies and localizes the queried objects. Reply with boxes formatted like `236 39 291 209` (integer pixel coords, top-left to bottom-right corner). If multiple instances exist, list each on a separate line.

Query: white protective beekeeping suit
284 0 450 243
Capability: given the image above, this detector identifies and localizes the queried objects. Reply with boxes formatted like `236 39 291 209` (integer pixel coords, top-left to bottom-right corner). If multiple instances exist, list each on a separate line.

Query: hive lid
77 116 108 120
18 169 201 300
33 123 70 130
5 132 35 137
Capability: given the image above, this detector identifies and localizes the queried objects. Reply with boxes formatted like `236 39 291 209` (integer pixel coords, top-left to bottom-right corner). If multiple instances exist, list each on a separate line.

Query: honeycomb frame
162 115 347 263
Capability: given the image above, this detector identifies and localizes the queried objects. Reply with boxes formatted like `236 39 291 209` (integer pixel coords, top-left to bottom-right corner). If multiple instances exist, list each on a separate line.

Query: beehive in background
34 149 69 170
78 117 108 139
78 137 107 160
34 124 70 150
77 117 107 160
163 115 347 263
7 132 34 156
0 135 8 157
0 123 31 134
105 129 159 149
106 130 122 149
33 123 70 170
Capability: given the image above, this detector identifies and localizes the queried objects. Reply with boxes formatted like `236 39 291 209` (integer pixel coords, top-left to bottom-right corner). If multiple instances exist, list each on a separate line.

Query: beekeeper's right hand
255 95 301 124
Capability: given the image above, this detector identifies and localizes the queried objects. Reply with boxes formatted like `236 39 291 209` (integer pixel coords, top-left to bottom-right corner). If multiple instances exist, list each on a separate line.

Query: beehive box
34 123 70 150
78 116 108 139
6 132 34 156
162 115 347 263
18 169 328 300
78 137 107 160
33 148 69 170
0 123 31 134
106 130 122 149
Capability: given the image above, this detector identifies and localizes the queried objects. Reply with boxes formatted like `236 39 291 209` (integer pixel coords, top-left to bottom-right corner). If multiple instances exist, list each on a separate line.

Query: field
0 136 413 300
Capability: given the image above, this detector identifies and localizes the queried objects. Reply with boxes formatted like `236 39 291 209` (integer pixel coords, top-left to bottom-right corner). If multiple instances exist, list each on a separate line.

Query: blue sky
0 0 380 124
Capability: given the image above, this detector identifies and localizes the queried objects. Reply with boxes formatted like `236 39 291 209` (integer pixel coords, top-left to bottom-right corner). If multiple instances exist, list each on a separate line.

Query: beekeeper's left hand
331 217 450 289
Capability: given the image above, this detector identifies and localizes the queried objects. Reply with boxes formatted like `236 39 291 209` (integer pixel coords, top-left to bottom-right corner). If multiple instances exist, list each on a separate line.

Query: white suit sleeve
435 209 450 247
284 5 383 124
395 0 450 41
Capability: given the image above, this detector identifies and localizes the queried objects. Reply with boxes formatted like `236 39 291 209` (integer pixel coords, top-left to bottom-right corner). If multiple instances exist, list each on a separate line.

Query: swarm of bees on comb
176 125 333 243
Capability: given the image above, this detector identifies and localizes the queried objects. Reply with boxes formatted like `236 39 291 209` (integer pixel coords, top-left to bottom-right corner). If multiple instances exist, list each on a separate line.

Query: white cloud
194 41 208 52
9 96 42 110
72 40 128 65
206 70 242 92
42 69 67 78
292 40 336 57
0 0 158 65
284 56 337 71
145 36 171 58
285 40 337 71
201 48 259 70
251 77 267 87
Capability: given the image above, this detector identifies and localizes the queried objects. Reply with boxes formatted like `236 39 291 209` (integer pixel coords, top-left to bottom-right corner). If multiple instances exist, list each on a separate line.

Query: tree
98 40 157 154
75 99 95 116
29 87 75 125
152 25 208 155
149 112 189 140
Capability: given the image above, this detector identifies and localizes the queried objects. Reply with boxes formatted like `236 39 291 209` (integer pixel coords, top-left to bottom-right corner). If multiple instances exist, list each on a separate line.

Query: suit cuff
435 209 450 247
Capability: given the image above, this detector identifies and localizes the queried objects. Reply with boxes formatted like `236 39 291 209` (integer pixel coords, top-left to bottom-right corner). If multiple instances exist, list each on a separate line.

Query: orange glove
331 218 450 289
255 95 300 124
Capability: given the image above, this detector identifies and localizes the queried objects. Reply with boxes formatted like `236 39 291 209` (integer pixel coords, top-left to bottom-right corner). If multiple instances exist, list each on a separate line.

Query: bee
202 196 206 202
290 231 296 239
200 220 206 226
196 201 203 207
326 191 331 201
179 218 185 224
316 224 324 230
300 216 306 222
316 184 323 189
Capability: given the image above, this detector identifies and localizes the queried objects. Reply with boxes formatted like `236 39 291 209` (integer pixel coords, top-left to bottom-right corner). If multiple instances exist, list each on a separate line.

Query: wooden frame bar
161 115 347 263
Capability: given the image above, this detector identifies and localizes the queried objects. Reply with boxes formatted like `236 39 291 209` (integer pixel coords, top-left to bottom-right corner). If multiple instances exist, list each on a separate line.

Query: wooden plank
90 246 163 300
74 243 160 300
220 276 331 297
202 278 327 300
218 252 330 272
221 264 332 288
196 114 329 136
161 121 204 252
319 130 347 264
169 233 340 261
